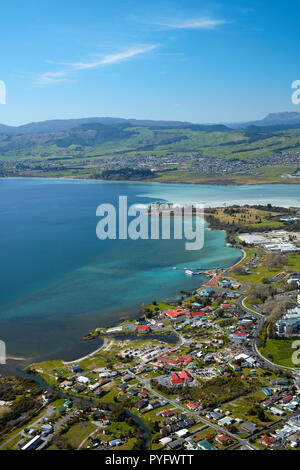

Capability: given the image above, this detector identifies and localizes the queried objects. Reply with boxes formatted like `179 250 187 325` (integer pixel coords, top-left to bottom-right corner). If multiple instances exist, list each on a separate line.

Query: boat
185 270 194 276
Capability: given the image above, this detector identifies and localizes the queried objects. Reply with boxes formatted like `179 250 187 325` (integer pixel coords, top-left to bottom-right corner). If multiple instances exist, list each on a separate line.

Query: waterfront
1 178 299 365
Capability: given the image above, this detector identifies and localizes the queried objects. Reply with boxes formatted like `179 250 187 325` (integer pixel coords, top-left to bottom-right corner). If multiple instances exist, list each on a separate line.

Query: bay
0 178 298 365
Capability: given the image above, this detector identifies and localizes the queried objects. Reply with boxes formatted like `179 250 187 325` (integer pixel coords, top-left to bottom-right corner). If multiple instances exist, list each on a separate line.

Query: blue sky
1 0 300 125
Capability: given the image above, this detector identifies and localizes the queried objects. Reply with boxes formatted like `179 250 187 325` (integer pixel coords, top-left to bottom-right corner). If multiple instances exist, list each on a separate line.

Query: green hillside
1 122 300 184
1 123 300 161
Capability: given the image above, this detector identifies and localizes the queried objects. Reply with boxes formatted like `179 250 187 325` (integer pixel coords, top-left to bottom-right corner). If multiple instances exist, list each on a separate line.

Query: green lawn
223 391 282 429
287 254 300 271
64 421 97 449
260 338 300 369
231 264 284 284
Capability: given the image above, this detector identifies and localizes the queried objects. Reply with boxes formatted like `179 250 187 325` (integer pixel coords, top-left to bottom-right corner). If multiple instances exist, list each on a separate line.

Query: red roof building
170 373 184 385
216 433 232 445
157 356 179 366
179 370 192 380
187 402 197 410
179 355 192 364
259 436 276 446
170 370 192 385
282 395 293 404
136 325 151 332
188 311 205 318
165 309 189 318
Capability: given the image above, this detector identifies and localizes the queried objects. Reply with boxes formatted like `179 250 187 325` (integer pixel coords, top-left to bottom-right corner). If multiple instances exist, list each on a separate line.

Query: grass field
223 391 282 428
143 302 174 314
206 207 285 229
232 265 284 284
287 254 300 271
260 338 300 369
233 252 300 285
63 421 97 448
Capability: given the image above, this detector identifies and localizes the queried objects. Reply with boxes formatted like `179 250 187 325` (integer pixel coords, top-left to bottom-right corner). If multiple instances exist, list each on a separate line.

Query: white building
175 429 189 438
77 376 90 384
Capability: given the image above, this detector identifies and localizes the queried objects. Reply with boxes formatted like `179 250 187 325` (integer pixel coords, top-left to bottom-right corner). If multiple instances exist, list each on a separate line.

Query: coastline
2 179 297 369
21 246 244 369
6 204 245 369
62 337 106 365
64 241 244 365
2 174 300 186
226 249 247 271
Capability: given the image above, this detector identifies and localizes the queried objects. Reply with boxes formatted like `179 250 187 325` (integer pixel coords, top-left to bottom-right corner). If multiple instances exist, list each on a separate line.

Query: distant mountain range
1 111 300 163
2 112 300 135
230 112 300 129
0 117 229 135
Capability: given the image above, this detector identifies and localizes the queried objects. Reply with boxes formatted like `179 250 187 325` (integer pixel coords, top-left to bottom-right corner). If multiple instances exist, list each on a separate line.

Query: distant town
1 149 300 183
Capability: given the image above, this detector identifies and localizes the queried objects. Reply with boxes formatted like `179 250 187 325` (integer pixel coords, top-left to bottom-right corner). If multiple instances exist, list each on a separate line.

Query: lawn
287 253 300 272
231 264 285 284
260 338 300 369
64 421 97 449
193 427 217 442
144 302 174 314
230 252 300 285
206 208 285 229
222 391 282 429
99 419 137 449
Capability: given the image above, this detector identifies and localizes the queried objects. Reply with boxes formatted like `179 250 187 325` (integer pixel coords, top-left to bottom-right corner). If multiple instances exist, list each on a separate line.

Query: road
38 410 77 449
238 294 300 372
0 404 55 450
127 370 258 450
127 286 299 450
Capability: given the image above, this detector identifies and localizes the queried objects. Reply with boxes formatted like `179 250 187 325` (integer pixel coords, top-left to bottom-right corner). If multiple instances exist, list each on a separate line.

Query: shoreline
62 337 107 365
5 219 245 370
2 174 300 187
67 245 244 364
1 187 296 370
226 249 247 271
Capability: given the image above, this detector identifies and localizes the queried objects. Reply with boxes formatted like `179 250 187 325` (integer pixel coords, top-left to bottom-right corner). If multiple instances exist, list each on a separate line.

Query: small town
1 204 300 452
1 149 299 182
2 1 300 463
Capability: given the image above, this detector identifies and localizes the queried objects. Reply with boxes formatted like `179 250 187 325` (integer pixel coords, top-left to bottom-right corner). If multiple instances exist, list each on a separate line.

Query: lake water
0 178 299 366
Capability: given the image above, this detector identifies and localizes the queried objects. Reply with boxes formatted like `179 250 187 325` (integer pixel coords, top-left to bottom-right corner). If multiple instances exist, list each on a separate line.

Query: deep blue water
1 178 297 364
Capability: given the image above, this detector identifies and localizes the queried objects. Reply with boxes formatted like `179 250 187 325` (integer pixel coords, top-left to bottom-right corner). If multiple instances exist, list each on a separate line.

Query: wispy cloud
36 45 158 85
158 17 228 30
58 45 158 70
36 71 73 85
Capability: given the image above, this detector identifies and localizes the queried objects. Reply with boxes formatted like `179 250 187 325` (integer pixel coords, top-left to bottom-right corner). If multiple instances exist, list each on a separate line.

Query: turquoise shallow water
0 178 298 364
